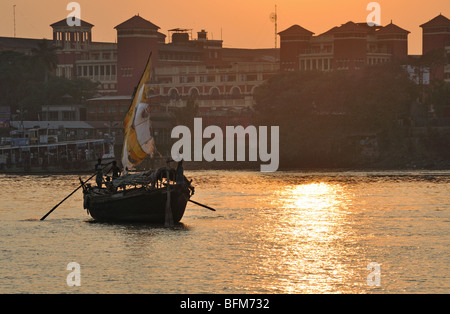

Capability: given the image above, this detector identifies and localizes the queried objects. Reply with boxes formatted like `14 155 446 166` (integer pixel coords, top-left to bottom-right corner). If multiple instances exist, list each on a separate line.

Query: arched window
209 87 220 97
168 88 179 100
230 86 241 98
189 87 200 99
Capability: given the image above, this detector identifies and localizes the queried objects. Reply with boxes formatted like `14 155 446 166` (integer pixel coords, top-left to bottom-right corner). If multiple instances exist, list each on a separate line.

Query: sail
121 53 156 172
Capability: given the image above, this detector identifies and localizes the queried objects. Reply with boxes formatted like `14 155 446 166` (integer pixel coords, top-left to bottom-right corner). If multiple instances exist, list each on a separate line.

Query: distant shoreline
181 160 450 172
1 160 449 175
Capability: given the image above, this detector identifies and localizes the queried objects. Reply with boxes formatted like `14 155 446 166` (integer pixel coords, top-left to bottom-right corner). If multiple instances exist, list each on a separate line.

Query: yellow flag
121 52 156 172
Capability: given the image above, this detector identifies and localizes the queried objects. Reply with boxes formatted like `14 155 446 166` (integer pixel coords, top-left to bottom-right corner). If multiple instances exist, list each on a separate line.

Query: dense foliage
254 62 448 168
0 41 98 120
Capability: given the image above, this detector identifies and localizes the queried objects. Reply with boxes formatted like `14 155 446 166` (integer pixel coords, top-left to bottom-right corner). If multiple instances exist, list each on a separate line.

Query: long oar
40 161 114 221
40 174 95 221
188 199 216 212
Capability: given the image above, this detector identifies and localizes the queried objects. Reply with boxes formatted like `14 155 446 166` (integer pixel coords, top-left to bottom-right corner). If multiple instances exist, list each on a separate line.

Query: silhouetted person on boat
105 176 116 193
176 160 184 185
95 158 103 188
108 161 121 180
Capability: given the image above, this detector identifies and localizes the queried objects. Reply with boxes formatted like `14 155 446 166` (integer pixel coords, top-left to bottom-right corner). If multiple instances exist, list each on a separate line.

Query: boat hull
84 185 190 223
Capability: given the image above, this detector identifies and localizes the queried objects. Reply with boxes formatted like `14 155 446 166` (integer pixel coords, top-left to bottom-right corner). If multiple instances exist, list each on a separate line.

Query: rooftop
334 21 370 34
420 14 450 28
50 18 94 28
115 15 160 30
278 24 314 36
377 22 411 35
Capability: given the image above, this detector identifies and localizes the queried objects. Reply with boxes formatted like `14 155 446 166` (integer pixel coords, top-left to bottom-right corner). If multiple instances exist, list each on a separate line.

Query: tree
254 63 419 168
0 49 98 120
174 95 199 131
31 39 59 83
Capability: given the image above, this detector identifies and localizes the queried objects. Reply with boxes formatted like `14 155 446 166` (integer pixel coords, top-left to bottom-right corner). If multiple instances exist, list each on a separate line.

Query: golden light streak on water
0 171 449 293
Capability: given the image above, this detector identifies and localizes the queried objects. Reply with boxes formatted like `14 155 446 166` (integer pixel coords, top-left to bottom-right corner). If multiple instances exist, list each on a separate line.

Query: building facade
420 14 450 81
279 20 410 72
1 13 448 124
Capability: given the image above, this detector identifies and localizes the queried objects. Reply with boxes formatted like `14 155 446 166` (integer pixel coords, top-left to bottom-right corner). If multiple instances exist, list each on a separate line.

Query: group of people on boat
95 159 121 190
93 158 185 192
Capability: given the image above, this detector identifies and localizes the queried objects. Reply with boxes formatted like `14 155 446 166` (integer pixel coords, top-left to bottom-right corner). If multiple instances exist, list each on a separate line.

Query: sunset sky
0 0 448 55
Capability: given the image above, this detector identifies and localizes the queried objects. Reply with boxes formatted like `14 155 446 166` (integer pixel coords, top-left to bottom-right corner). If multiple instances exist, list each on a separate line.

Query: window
230 87 241 97
48 112 59 121
200 76 215 83
181 76 195 83
210 87 220 97
189 88 199 98
63 111 74 121
157 76 172 83
169 89 179 100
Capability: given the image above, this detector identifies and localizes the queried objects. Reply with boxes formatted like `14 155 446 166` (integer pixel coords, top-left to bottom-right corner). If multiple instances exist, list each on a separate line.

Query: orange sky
0 0 448 55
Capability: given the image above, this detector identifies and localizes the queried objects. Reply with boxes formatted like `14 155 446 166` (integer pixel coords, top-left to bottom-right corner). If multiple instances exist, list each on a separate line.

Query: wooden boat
81 167 194 223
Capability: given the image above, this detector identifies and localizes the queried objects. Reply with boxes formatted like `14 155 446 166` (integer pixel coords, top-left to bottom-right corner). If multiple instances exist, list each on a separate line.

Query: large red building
420 14 450 80
1 13 448 122
279 20 410 72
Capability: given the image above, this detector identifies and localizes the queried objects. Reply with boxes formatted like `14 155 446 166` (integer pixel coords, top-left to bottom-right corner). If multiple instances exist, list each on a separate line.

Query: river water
0 170 449 294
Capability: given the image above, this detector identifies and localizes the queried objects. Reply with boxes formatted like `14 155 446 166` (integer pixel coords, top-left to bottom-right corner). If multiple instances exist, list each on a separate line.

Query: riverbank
180 159 450 172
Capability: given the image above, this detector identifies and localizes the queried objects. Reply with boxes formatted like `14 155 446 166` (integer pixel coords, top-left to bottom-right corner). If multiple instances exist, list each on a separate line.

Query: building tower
278 25 314 71
50 18 94 79
115 15 161 95
332 22 368 71
376 22 410 60
420 14 450 80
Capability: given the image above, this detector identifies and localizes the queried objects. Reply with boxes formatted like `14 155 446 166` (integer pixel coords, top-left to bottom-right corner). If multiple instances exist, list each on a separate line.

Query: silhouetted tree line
254 61 450 169
0 40 98 120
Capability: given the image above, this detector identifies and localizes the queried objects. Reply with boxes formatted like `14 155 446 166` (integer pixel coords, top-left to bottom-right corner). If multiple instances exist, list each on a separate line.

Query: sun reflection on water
275 182 345 238
257 181 361 293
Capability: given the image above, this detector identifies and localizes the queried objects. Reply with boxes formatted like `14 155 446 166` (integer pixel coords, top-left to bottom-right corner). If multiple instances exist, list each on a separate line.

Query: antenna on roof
270 5 278 49
13 4 16 37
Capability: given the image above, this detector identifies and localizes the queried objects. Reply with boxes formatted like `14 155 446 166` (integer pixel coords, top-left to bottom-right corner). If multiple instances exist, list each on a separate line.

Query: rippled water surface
0 170 449 293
